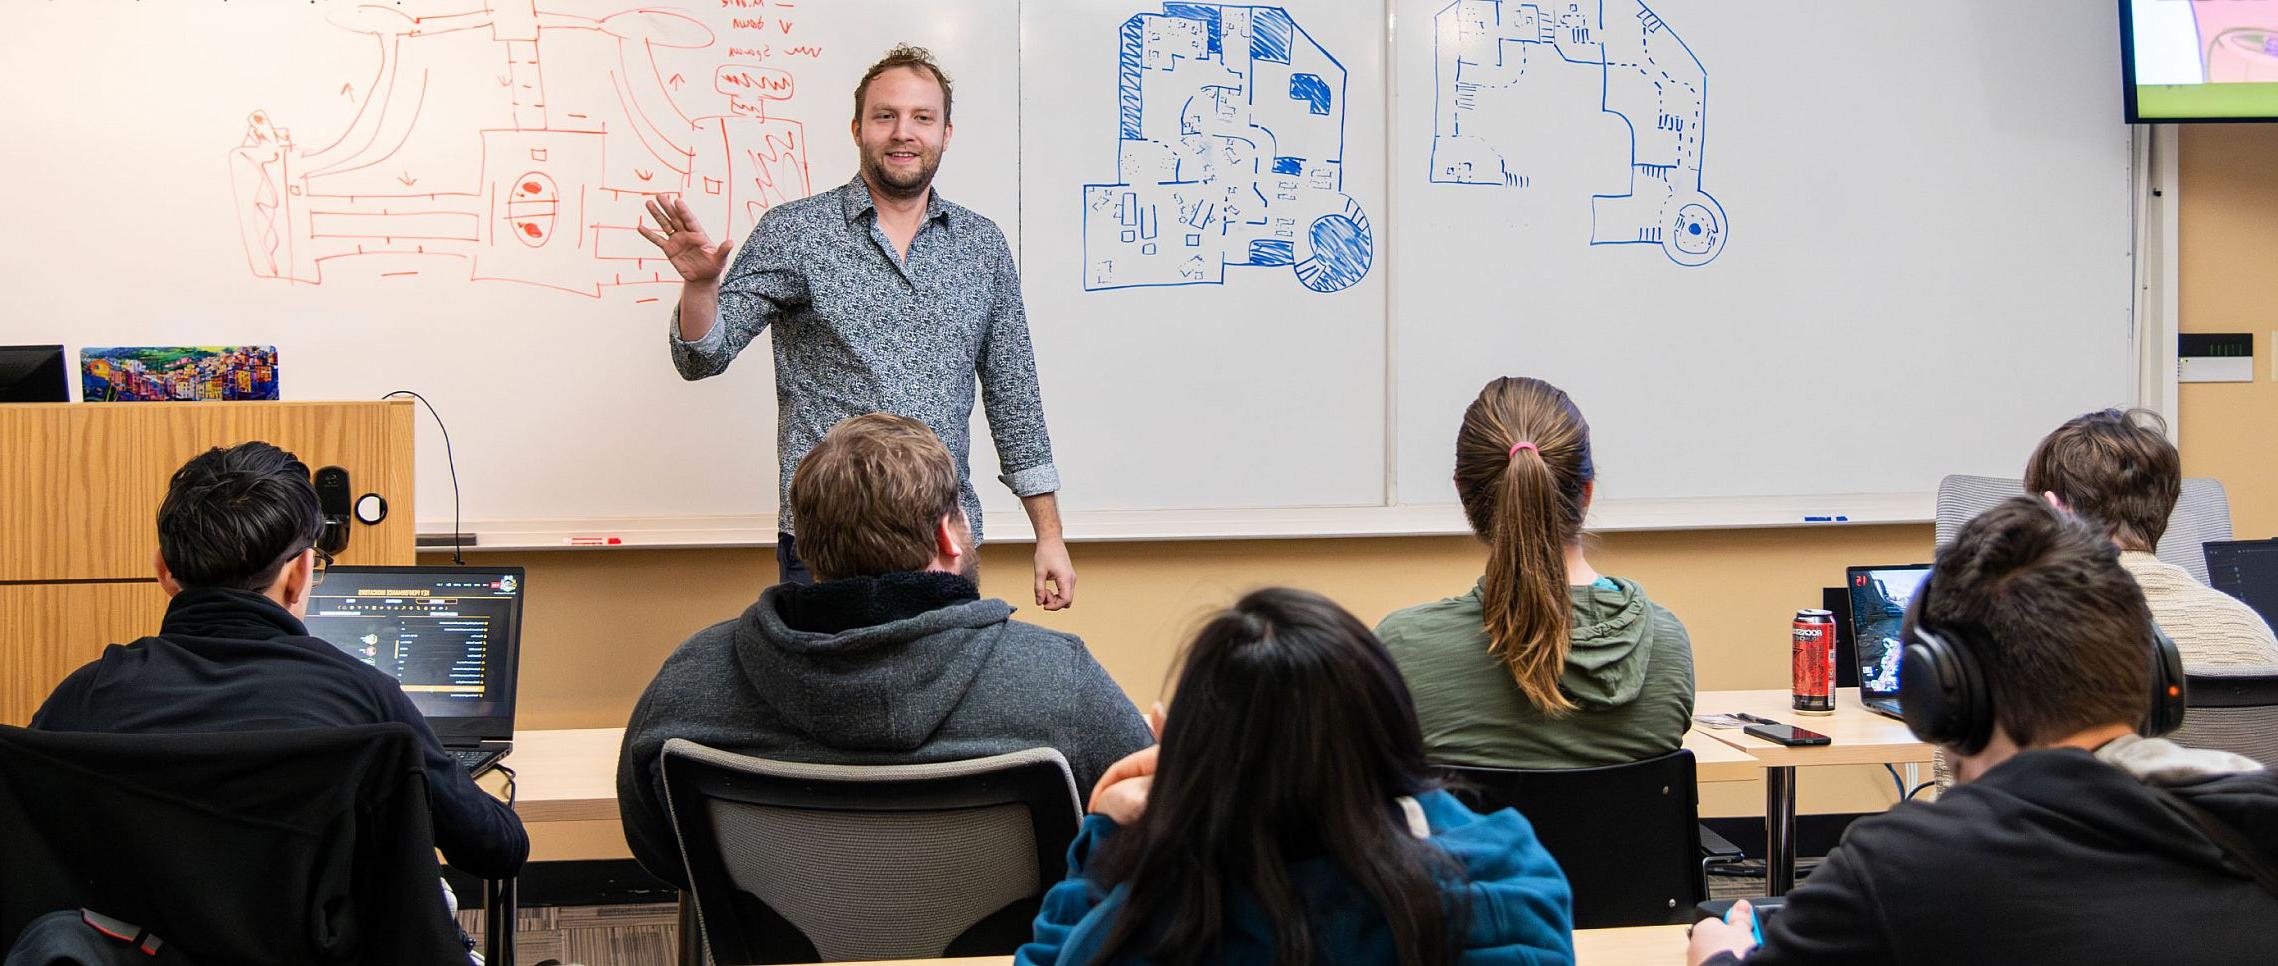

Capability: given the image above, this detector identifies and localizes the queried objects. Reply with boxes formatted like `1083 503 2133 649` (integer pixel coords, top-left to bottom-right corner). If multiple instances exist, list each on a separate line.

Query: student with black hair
1017 588 1574 966
30 442 527 880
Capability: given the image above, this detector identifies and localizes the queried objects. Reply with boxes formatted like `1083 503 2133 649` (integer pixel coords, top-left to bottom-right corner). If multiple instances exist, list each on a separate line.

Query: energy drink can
1792 609 1837 715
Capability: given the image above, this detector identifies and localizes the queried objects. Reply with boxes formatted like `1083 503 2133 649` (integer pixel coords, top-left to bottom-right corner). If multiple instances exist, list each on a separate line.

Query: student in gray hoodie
617 414 1153 887
1378 377 1694 770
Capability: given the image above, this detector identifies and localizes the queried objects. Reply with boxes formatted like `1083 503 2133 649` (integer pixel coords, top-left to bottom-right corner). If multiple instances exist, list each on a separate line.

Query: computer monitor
2204 539 2278 630
0 345 68 402
1846 564 1933 697
302 566 524 741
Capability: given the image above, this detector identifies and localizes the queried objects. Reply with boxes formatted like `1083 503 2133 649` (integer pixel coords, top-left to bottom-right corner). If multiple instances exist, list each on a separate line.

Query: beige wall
2177 124 2278 540
469 527 1932 736
446 124 2278 855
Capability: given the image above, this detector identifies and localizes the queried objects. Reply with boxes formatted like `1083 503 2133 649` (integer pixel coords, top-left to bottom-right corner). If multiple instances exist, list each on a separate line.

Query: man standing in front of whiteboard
636 45 1075 608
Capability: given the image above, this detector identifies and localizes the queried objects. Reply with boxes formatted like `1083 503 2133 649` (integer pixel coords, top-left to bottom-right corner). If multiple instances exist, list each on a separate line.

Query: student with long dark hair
1017 588 1574 966
1377 377 1695 769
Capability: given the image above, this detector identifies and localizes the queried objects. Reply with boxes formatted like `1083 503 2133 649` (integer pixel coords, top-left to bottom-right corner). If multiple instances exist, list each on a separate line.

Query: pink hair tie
1509 441 1538 459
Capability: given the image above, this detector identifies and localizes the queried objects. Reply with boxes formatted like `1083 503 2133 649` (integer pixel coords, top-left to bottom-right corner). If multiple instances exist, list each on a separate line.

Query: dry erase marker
567 536 623 546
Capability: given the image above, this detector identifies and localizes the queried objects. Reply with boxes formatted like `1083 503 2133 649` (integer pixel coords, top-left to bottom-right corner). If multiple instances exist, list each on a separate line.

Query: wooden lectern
0 401 416 725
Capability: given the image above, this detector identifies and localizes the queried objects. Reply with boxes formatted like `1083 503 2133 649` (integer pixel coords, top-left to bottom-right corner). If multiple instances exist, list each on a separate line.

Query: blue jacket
1015 789 1575 966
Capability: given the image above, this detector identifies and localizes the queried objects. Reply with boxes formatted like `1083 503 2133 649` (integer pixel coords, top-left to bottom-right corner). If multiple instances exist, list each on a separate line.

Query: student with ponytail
1377 377 1695 769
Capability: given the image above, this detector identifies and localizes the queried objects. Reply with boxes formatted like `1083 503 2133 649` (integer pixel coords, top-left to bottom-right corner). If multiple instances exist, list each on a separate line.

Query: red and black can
1791 609 1837 715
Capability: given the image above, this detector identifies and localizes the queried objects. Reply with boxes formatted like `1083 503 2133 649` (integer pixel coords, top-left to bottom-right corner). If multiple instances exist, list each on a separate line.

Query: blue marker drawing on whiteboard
1429 0 1728 266
1082 4 1373 293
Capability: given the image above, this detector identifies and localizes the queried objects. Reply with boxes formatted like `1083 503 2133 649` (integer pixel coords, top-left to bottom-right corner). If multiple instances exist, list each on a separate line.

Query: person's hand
1092 774 1151 825
1088 741 1158 814
1686 900 1760 965
1034 537 1076 610
634 195 733 284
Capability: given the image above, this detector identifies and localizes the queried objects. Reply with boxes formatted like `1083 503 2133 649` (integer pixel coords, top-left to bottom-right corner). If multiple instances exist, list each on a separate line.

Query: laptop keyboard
450 747 503 775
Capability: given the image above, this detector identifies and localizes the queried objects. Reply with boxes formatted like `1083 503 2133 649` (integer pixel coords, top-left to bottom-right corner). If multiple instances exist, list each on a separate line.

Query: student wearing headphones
1688 496 2278 966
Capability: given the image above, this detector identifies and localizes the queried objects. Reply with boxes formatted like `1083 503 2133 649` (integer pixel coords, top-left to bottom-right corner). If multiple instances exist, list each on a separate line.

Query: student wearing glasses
28 442 527 880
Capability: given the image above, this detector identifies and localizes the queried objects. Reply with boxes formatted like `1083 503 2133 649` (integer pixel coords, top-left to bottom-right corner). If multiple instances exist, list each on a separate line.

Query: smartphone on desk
1743 722 1831 746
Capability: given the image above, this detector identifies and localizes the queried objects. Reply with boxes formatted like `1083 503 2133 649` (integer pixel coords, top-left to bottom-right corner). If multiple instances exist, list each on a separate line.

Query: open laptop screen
304 566 524 741
2205 539 2278 631
1846 565 1933 697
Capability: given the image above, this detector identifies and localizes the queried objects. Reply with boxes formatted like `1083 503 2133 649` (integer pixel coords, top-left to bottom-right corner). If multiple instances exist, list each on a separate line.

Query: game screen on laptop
304 568 521 724
1850 567 1933 695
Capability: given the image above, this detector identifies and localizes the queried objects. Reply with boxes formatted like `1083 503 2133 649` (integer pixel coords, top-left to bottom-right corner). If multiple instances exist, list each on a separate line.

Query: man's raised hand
636 195 733 284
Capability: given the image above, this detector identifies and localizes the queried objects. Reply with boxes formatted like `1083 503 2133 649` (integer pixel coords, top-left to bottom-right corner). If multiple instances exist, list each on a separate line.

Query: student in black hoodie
30 442 528 881
618 414 1152 887
1688 496 2278 966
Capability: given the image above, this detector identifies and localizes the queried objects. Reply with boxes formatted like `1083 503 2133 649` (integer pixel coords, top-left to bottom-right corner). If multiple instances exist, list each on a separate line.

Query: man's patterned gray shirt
669 175 1058 538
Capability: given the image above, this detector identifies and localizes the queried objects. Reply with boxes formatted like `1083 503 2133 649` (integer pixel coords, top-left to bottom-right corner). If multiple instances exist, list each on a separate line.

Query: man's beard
862 142 940 201
955 527 982 582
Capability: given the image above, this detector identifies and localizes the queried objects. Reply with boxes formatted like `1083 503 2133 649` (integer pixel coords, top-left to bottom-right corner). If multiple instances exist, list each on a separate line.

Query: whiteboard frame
435 491 1935 550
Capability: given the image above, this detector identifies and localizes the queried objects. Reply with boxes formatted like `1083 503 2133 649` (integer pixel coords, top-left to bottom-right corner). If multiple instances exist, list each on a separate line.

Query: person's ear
152 549 182 598
1579 479 1596 514
936 514 966 562
276 549 315 610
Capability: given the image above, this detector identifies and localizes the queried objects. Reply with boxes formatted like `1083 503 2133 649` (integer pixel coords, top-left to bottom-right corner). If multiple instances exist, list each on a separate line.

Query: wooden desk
1693 688 1933 895
501 727 624 823
822 925 1690 965
1683 728 1766 783
503 728 1763 829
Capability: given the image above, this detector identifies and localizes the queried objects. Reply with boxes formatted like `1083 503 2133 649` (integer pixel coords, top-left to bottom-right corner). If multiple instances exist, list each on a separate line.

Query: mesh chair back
1934 475 2023 551
2175 669 2278 769
1935 475 2232 585
659 741 1079 965
1443 749 1702 928
2165 479 2235 586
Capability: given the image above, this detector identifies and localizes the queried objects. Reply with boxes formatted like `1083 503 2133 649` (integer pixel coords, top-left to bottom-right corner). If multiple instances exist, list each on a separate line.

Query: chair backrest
2175 669 2278 769
658 741 1081 965
0 723 463 966
1935 474 2233 585
1442 749 1702 929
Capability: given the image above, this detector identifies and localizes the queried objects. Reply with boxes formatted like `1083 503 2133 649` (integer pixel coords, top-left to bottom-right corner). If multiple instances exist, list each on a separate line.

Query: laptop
1845 564 1933 721
2205 539 2278 629
303 566 526 777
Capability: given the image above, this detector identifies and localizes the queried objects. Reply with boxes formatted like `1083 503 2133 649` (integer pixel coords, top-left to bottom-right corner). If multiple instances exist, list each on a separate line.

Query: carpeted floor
458 902 679 966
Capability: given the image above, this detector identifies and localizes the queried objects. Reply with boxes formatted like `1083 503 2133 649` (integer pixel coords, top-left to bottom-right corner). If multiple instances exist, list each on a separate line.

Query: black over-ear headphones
1899 570 2185 755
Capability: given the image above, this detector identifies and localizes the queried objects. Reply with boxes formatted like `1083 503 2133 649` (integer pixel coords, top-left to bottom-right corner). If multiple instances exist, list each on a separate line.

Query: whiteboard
1389 0 2136 510
1008 0 1390 516
3 0 1018 527
1 1 2140 547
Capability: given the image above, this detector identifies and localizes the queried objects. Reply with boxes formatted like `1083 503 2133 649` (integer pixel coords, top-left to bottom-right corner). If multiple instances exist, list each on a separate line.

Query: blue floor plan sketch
1431 0 1727 266
1083 4 1373 293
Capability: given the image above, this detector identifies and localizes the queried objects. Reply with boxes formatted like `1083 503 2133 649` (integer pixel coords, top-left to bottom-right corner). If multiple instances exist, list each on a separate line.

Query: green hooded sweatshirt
1376 577 1695 770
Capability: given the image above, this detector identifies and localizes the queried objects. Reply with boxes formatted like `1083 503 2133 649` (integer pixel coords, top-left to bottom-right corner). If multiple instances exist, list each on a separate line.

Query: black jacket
30 588 527 879
1720 744 2278 965
0 724 468 965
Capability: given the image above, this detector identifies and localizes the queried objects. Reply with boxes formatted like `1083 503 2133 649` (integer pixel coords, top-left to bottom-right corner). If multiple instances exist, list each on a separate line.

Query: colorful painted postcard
80 346 279 402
